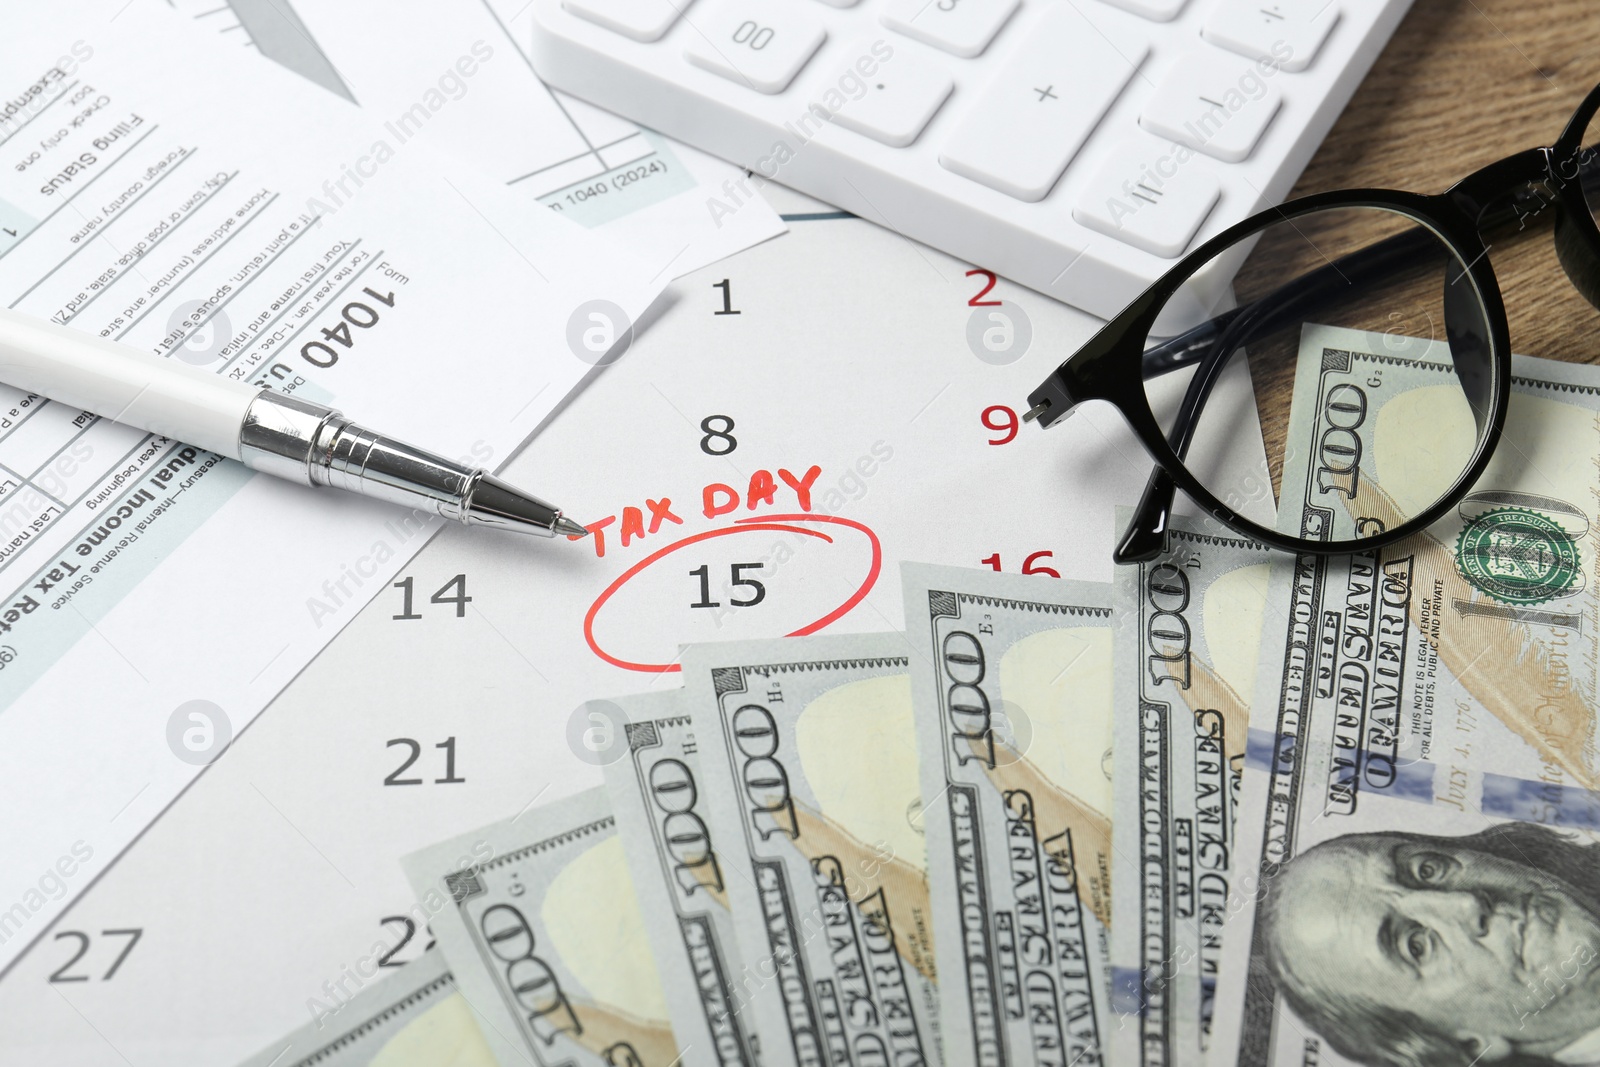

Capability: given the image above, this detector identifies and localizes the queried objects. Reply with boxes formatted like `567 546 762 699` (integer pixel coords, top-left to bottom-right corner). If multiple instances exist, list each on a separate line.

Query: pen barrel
239 391 481 520
0 308 260 458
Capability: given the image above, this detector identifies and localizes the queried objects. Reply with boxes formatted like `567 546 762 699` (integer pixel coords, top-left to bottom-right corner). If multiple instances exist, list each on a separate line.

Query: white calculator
528 0 1414 318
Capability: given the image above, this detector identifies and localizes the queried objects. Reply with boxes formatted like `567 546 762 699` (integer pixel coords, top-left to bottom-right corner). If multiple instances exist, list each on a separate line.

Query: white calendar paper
0 175 1273 1062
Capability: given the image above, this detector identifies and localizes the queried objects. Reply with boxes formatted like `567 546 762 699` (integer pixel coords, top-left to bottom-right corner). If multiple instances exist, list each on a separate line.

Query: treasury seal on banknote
1455 506 1582 605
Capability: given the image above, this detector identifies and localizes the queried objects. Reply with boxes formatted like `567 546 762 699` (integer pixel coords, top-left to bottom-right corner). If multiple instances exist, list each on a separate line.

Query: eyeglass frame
1026 79 1600 565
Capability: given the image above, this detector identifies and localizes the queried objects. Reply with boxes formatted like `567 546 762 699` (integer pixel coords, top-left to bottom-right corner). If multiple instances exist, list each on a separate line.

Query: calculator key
1202 0 1340 73
1139 51 1283 162
1073 143 1221 257
881 0 1019 59
828 41 953 147
684 0 828 93
1095 0 1188 21
938 5 1148 202
563 0 692 42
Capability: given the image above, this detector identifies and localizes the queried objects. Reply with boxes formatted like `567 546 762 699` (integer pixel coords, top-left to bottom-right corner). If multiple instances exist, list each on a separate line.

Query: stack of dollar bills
241 323 1600 1067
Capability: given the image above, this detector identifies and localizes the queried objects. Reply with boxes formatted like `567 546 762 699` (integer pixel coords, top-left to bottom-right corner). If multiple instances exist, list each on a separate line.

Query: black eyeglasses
1027 80 1600 564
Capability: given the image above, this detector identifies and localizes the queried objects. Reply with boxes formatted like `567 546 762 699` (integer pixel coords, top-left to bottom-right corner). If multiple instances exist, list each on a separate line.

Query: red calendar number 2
966 269 1002 307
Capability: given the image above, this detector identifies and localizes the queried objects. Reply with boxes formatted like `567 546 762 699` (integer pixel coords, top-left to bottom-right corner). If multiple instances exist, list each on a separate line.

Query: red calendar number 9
981 405 1019 445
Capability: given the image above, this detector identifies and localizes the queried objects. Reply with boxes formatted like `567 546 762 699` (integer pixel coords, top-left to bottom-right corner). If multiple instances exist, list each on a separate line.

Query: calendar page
0 185 1273 1065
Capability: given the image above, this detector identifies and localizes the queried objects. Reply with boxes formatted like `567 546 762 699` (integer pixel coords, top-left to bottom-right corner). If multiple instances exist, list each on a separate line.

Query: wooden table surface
1290 0 1600 364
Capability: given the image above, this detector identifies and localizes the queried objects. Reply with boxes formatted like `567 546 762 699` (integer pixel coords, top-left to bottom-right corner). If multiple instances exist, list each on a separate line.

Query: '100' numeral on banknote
904 563 1115 1067
598 692 764 1067
403 788 677 1067
1111 518 1271 1067
684 633 940 1067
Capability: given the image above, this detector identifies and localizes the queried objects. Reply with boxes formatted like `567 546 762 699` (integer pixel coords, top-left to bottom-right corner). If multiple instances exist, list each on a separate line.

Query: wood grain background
1292 0 1600 363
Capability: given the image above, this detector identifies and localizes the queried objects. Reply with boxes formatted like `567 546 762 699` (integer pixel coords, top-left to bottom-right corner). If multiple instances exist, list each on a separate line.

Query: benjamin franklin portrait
1261 822 1600 1067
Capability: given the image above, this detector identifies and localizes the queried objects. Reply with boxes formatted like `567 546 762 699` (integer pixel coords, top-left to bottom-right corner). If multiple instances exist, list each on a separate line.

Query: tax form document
170 0 787 280
0 0 658 976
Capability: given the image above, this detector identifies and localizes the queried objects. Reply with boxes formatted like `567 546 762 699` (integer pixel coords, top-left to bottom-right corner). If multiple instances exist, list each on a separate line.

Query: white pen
0 308 589 539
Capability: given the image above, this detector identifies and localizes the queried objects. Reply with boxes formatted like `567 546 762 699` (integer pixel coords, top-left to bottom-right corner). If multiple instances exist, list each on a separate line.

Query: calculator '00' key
683 0 828 94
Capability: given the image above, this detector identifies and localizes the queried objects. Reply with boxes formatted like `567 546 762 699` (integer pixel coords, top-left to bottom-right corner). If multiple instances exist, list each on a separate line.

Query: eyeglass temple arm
1115 300 1255 562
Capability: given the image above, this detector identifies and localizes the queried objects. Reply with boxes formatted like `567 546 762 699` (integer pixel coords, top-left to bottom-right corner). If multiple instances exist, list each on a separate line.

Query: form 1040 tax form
0 0 660 980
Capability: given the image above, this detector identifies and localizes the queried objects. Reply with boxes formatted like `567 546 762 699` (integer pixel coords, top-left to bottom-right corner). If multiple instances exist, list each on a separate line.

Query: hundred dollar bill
402 787 679 1067
595 689 767 1067
902 562 1114 1067
236 949 496 1067
1108 515 1272 1067
681 632 940 1067
1212 323 1600 1067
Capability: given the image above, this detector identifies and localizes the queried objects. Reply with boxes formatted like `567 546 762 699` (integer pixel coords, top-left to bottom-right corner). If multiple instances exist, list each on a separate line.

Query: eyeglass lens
1140 205 1496 547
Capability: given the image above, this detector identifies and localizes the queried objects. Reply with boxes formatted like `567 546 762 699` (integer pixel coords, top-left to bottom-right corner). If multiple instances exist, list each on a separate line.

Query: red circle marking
583 513 883 674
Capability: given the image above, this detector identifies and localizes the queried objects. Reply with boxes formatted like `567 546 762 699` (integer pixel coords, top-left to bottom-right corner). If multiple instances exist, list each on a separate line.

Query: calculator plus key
939 4 1148 201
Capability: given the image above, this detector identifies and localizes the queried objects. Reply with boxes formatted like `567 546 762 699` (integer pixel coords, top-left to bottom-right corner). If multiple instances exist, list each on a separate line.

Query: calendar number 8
732 21 774 49
701 415 738 456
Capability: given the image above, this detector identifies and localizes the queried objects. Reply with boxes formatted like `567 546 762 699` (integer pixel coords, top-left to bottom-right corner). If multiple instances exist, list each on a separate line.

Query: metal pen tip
463 473 582 539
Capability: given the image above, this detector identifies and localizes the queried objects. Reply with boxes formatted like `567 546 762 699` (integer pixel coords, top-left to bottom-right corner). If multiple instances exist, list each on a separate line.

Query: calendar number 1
712 278 741 315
